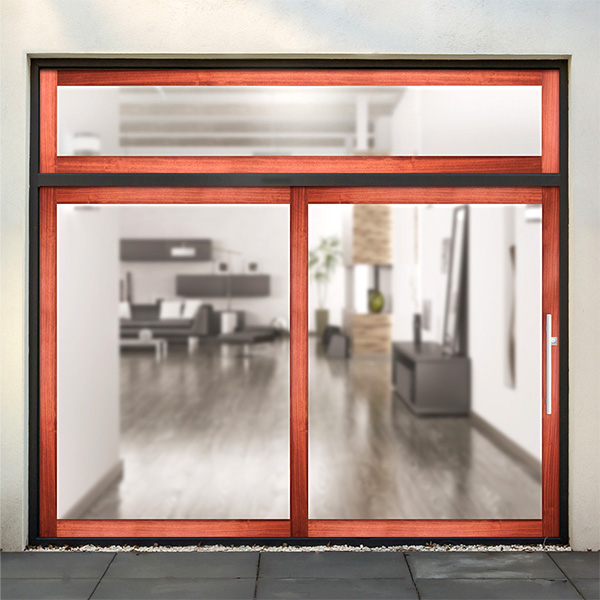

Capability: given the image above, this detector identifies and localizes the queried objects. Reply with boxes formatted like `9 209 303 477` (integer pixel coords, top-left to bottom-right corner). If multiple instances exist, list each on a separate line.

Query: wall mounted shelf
176 274 270 298
120 239 211 262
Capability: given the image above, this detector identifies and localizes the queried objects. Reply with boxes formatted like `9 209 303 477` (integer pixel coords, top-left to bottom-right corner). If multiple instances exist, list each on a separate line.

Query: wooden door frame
30 59 568 545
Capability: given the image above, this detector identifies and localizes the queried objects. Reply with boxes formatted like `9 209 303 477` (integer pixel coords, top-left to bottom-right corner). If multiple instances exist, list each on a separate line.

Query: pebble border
26 543 573 553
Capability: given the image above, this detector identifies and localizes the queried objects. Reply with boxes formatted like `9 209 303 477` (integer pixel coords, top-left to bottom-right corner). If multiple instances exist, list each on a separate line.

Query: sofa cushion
159 300 182 320
182 299 203 319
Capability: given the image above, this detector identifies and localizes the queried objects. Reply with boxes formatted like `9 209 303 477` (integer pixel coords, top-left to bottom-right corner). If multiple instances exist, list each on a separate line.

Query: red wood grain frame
52 156 543 175
57 69 542 86
542 187 560 537
39 68 551 174
40 70 57 173
39 187 57 537
57 520 290 538
309 520 543 538
542 71 560 173
290 188 309 537
39 187 293 538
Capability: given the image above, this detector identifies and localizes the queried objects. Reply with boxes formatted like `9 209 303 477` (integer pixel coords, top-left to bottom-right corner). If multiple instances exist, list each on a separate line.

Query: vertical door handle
545 314 558 415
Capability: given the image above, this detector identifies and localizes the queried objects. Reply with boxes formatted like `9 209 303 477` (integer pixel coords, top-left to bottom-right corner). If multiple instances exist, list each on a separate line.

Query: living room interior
56 195 542 522
52 82 546 523
57 203 291 520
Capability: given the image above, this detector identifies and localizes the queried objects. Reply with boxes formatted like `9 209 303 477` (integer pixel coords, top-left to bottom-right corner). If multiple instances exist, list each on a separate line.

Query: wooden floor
81 338 541 520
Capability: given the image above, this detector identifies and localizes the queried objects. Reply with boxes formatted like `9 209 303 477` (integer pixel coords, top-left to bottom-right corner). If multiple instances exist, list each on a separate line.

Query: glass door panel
56 203 290 519
308 202 542 519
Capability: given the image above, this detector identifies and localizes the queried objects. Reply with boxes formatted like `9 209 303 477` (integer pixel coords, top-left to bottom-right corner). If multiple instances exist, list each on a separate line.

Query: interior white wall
56 206 120 518
118 205 289 327
1 0 598 550
391 87 541 155
469 205 542 462
308 204 348 332
391 204 456 343
391 205 418 340
419 205 455 342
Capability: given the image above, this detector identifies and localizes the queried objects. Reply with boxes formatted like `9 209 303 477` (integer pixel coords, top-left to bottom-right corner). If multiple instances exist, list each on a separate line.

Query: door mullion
290 187 309 537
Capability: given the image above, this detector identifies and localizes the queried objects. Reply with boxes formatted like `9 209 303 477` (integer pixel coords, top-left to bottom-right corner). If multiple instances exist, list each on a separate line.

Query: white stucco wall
1 0 598 550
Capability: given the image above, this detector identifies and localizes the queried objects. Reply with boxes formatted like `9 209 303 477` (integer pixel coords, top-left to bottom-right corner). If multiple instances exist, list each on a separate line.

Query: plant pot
368 289 385 313
315 309 329 341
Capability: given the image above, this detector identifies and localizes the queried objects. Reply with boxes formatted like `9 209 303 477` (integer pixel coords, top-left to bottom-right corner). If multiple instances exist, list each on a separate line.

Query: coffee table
120 338 168 362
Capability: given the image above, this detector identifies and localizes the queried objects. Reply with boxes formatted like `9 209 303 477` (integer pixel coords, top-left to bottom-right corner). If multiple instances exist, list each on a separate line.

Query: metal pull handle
545 314 558 415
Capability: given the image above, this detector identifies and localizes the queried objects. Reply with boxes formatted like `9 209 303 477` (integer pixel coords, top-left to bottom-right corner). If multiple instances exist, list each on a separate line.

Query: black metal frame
28 57 569 547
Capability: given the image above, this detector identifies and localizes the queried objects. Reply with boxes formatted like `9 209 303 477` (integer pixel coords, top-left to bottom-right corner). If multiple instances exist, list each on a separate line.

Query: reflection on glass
57 86 541 157
57 204 290 519
308 203 542 519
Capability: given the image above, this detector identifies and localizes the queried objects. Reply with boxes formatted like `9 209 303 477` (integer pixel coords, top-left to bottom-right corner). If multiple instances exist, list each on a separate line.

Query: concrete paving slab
256 577 418 599
572 578 600 600
406 551 565 579
415 578 583 599
259 551 410 579
104 551 259 579
90 577 256 599
1 552 114 579
0 578 99 600
550 551 600 580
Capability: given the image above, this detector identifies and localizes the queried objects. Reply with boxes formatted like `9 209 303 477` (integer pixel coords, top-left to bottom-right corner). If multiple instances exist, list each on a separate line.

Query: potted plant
309 236 342 340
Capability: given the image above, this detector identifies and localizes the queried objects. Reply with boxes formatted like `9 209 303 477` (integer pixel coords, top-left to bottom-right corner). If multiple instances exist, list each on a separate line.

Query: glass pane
309 202 542 519
58 86 541 157
57 203 290 519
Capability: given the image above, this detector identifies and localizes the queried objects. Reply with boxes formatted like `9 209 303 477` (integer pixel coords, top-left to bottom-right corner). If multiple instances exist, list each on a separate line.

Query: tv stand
392 341 470 416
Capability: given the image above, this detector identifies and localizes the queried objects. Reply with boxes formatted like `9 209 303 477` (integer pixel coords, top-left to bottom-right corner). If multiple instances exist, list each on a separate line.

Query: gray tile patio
1 551 598 600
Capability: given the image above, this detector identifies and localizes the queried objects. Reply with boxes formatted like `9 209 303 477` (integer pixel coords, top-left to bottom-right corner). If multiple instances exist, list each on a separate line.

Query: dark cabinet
121 239 211 262
392 342 470 416
176 274 270 298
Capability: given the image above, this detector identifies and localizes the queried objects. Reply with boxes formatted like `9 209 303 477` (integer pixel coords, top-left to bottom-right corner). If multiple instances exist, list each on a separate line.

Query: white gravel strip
26 543 572 553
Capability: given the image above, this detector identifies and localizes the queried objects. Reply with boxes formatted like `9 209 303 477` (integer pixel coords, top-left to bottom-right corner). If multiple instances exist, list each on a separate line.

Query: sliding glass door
41 188 294 537
304 187 559 538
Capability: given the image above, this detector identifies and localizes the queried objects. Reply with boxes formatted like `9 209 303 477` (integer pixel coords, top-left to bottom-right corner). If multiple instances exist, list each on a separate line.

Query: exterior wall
1 0 598 550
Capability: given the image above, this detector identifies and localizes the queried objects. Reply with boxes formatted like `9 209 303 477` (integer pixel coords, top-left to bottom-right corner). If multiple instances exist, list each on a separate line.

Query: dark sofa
120 303 215 342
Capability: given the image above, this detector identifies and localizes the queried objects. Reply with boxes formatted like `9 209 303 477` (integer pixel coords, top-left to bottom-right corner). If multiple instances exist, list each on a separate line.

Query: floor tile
90 577 256 599
256 578 418 599
573 578 600 600
406 551 565 579
0 578 99 600
259 551 410 579
416 578 583 599
1 552 115 579
550 551 600 580
104 551 259 579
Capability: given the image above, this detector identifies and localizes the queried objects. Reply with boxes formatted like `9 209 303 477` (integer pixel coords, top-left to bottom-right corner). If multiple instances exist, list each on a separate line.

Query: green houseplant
309 236 342 340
